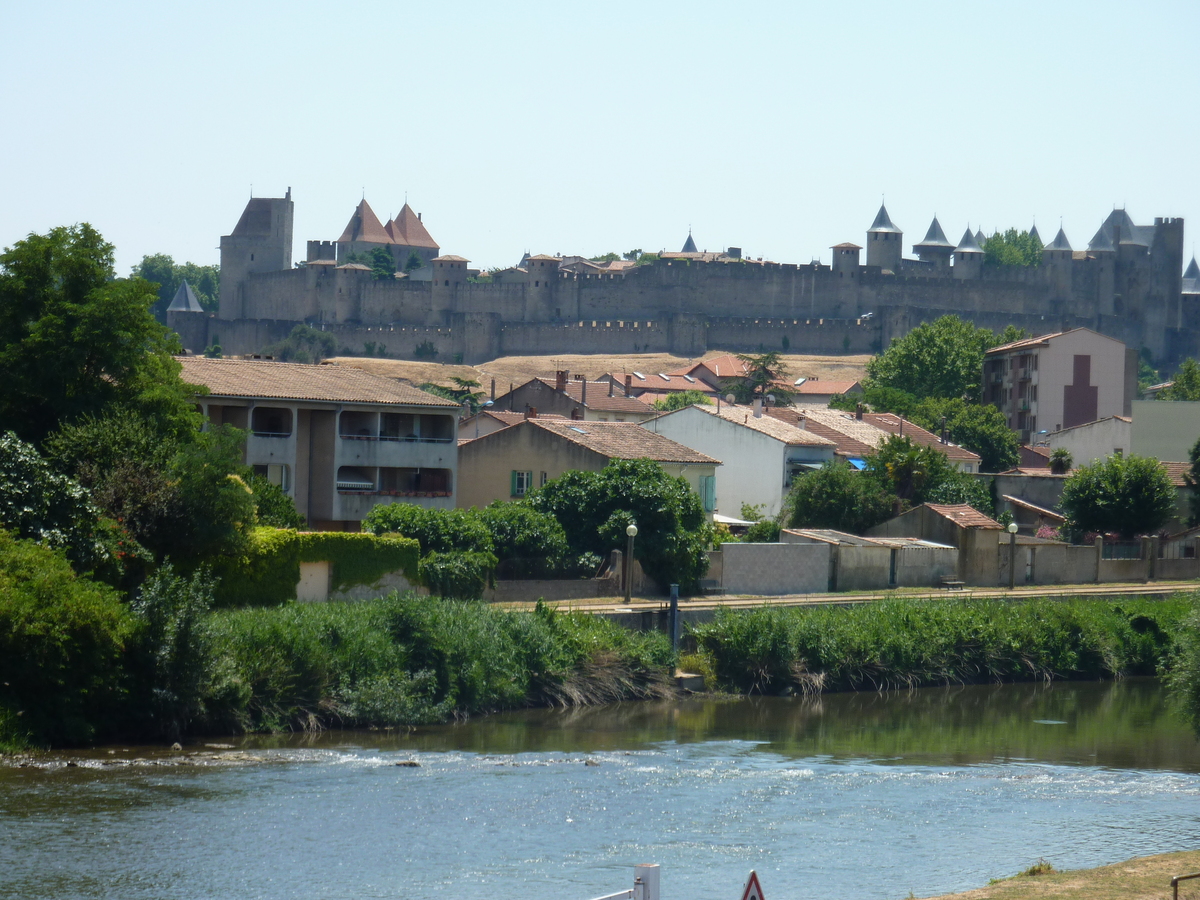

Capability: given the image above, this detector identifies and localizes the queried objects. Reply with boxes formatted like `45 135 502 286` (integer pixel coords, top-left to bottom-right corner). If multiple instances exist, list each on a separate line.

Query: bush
362 503 494 554
479 501 571 577
247 474 304 529
418 550 497 599
299 531 420 592
787 460 894 534
0 533 136 746
1060 453 1177 539
1169 606 1200 732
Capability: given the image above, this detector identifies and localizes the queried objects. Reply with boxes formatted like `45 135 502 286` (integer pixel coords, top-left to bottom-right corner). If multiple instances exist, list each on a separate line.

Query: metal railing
1172 871 1200 900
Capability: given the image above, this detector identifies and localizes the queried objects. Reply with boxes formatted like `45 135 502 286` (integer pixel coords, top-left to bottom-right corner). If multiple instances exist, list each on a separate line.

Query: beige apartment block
455 418 718 511
983 328 1136 444
180 357 460 530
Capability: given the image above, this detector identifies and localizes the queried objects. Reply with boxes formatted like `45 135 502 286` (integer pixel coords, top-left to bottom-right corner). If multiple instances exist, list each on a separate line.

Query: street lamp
623 522 638 604
1007 521 1019 590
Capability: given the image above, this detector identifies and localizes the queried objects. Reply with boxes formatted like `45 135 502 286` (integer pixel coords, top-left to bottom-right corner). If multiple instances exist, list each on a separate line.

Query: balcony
339 410 455 444
250 406 293 438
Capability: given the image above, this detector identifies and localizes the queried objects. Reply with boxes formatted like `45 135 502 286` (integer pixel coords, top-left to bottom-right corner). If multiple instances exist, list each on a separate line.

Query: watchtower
866 204 902 272
912 217 955 269
952 228 984 280
429 255 469 325
218 189 294 320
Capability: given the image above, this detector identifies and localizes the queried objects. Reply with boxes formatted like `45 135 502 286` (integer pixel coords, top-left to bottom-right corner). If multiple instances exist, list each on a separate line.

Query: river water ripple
2 680 1198 900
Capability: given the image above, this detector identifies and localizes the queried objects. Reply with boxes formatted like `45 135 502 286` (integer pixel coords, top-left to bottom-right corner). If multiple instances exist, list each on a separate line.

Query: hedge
212 527 421 606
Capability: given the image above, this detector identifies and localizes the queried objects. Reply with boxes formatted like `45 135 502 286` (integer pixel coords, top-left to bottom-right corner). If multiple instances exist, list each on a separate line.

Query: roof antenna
250 183 253 198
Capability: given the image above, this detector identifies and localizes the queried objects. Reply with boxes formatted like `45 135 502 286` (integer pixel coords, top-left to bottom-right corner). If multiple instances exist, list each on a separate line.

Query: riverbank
922 849 1200 900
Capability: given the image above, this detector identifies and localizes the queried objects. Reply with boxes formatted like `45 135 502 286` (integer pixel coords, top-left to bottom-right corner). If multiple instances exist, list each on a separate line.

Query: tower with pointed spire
681 231 698 254
953 227 984 280
866 204 902 272
912 217 955 269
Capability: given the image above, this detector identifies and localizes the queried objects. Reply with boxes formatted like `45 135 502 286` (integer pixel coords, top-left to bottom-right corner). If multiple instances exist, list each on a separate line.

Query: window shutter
510 470 518 496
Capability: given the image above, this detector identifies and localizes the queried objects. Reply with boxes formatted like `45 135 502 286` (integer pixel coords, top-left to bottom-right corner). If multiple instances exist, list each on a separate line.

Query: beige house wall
1131 399 1200 461
456 424 609 509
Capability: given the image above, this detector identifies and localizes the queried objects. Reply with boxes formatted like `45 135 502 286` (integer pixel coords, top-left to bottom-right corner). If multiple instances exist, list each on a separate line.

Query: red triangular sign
739 870 765 900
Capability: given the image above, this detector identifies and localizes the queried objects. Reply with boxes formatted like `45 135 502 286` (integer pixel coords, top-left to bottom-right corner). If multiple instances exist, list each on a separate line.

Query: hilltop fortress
169 191 1200 365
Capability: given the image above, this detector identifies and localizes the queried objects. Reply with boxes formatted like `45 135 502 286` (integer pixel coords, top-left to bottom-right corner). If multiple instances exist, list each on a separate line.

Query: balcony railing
251 431 292 438
339 433 454 443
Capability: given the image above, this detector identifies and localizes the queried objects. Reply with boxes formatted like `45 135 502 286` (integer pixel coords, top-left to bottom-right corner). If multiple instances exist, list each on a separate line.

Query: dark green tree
651 390 714 411
369 246 396 281
527 459 710 591
0 224 200 445
1049 448 1073 475
1184 437 1200 527
131 253 220 317
865 434 992 513
1060 454 1176 539
477 501 572 577
981 228 1044 267
733 351 794 404
786 460 894 534
1157 358 1200 401
866 315 1004 401
911 397 1020 473
362 503 494 555
265 324 337 363
403 251 424 273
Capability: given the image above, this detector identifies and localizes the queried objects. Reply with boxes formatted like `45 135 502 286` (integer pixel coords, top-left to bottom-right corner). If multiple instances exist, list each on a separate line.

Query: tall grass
196 595 674 734
689 595 1196 695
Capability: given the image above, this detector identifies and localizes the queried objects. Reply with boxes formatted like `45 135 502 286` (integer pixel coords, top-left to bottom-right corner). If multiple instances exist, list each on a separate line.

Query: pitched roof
955 227 984 254
1029 223 1041 243
766 408 876 457
167 280 204 313
178 357 459 407
611 371 717 394
433 255 470 262
913 216 954 249
1186 257 1200 279
1087 223 1115 252
681 232 698 253
1002 495 1065 522
1161 461 1190 487
831 242 863 250
868 204 902 234
530 420 718 464
793 380 862 395
547 379 654 414
389 203 439 249
861 413 981 463
227 198 281 237
675 354 748 382
1047 227 1072 251
337 200 392 245
682 405 835 447
985 327 1123 356
976 229 987 247
925 503 1002 529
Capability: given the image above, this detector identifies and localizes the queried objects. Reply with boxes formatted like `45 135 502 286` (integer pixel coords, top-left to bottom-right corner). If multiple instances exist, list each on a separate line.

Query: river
2 679 1198 900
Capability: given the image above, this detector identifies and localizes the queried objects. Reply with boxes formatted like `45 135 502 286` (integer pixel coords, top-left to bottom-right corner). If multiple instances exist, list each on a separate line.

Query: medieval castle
168 190 1200 365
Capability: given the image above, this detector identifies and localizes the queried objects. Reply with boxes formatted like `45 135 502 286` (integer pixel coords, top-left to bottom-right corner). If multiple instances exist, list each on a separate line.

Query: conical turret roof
1029 223 1042 243
337 199 392 244
955 228 984 254
868 204 902 234
1047 227 1072 252
975 229 987 247
386 203 439 249
913 216 955 249
681 232 698 253
1185 256 1200 279
1088 223 1116 252
167 280 204 313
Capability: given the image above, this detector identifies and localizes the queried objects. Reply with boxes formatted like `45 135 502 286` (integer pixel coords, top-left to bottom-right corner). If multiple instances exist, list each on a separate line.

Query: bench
700 578 724 595
939 579 966 591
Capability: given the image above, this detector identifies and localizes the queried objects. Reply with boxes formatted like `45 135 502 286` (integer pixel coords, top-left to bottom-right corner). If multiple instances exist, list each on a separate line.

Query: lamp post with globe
1007 521 1019 590
623 523 638 604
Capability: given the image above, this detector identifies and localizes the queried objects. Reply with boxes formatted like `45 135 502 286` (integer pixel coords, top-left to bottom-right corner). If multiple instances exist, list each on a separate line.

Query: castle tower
1087 223 1117 316
830 242 862 277
218 188 294 320
1042 227 1073 298
681 231 698 253
953 227 984 280
429 255 469 325
386 203 440 271
866 204 902 272
912 217 955 269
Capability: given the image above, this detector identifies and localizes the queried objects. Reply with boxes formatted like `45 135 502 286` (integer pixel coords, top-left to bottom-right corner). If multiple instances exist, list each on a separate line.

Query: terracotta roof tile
530 420 719 464
1162 461 1190 487
337 199 392 245
612 371 717 393
862 413 980 462
691 405 835 447
767 408 875 457
390 203 439 249
925 503 1002 529
794 380 861 395
550 379 653 414
179 357 459 407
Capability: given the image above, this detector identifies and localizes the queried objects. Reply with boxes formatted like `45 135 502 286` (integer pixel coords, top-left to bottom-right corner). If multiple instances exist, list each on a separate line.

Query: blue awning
847 457 867 470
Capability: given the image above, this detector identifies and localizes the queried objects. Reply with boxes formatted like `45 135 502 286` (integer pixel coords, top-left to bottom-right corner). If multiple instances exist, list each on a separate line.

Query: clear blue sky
3 1 1198 275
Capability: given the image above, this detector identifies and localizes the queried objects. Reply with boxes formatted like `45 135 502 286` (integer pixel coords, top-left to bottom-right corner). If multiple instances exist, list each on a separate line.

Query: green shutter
511 470 518 496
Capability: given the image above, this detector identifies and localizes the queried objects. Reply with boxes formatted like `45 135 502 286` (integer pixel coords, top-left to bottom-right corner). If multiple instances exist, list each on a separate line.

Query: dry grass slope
919 849 1200 900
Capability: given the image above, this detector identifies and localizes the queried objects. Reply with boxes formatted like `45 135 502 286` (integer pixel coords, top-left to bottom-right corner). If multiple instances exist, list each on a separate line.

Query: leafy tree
865 434 991 513
786 461 895 534
131 253 220 317
362 503 494 555
527 459 710 591
265 324 337 363
1137 348 1160 397
590 251 620 263
651 390 713 411
1049 448 1073 475
829 385 921 419
623 249 642 261
982 228 1044 267
732 351 794 404
866 315 1004 401
369 246 396 281
414 339 439 360
1060 454 1176 539
247 474 305 529
1184 437 1200 527
404 251 424 273
0 224 200 445
0 431 106 572
1157 358 1200 401
911 397 1020 473
420 377 486 414
166 426 257 564
477 501 572 577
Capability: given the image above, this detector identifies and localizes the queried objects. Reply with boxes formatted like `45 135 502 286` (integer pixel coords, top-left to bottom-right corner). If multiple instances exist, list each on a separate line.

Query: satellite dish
766 393 776 404
725 394 736 405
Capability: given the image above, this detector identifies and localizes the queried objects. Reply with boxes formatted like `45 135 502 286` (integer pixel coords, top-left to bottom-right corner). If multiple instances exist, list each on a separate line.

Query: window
540 471 549 486
511 470 534 497
699 475 717 512
253 463 290 492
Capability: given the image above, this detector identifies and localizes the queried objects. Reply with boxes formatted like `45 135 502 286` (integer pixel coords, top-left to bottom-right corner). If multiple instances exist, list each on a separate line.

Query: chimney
855 403 864 421
608 379 615 397
525 406 537 420
625 374 632 394
940 416 947 444
899 418 904 436
555 370 567 392
753 398 763 418
509 383 515 410
582 379 588 406
798 415 806 430
490 378 496 401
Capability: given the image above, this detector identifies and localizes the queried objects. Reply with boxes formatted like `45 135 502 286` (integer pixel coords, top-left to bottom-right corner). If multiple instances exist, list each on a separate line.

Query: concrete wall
295 561 423 602
1132 399 1200 461
719 542 830 595
1045 416 1132 466
1038 329 1130 432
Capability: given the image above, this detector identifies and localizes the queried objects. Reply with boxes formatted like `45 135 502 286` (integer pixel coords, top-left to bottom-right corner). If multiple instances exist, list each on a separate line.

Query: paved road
498 580 1199 615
